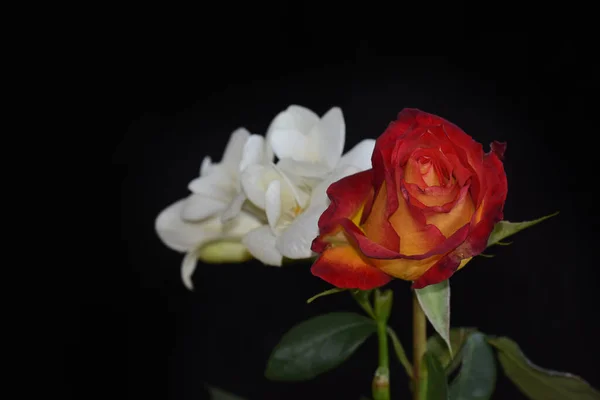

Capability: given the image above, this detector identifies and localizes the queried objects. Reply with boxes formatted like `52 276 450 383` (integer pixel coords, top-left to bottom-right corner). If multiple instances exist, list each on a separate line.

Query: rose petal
424 185 474 238
491 141 507 160
360 181 400 251
411 254 461 289
311 245 392 290
312 169 374 252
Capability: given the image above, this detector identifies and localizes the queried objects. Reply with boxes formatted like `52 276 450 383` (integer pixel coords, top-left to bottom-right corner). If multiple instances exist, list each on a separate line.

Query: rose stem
373 317 391 400
412 291 427 400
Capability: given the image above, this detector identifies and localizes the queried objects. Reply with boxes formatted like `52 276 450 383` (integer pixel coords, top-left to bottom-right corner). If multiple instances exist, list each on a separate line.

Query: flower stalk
372 289 393 400
412 291 427 400
372 319 391 400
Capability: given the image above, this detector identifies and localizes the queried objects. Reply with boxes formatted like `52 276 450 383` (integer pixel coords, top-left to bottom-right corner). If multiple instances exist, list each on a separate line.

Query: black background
88 9 599 400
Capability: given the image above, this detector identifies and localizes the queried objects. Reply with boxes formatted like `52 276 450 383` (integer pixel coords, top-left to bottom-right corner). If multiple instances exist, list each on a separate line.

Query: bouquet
156 105 599 399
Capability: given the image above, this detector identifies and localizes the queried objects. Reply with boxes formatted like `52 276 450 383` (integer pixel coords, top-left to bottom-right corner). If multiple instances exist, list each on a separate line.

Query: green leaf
486 212 559 248
306 287 347 303
415 280 452 355
387 326 414 378
420 352 449 400
206 386 246 400
449 332 496 400
427 327 478 375
488 337 600 400
265 312 377 381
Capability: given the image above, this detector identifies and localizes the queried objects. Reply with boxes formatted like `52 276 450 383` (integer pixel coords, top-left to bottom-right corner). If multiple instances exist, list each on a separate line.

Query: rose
310 108 507 289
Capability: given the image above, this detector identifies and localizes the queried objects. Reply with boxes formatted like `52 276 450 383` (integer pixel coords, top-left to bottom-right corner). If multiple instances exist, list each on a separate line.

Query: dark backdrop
93 12 599 400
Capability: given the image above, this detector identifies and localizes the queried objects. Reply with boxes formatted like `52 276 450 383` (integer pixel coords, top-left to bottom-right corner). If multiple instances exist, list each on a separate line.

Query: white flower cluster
155 105 374 290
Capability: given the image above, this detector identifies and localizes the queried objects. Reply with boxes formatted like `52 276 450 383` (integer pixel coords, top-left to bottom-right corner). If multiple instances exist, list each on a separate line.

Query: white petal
181 249 200 290
286 105 320 132
223 210 264 236
276 208 323 259
270 162 311 209
242 225 283 266
200 156 212 176
240 164 268 209
276 158 331 179
222 127 251 172
338 139 375 171
155 199 222 252
240 164 284 210
266 111 295 134
265 180 281 232
240 134 265 172
311 106 345 170
187 166 233 197
181 193 228 221
221 192 247 222
269 128 311 162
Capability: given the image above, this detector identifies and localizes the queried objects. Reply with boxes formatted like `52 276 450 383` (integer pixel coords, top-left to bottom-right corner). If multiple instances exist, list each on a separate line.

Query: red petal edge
310 252 392 290
491 141 507 160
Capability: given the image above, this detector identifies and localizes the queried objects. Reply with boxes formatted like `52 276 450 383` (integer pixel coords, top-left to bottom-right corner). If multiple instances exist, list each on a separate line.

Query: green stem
412 291 427 400
351 290 376 319
373 319 391 400
386 326 413 379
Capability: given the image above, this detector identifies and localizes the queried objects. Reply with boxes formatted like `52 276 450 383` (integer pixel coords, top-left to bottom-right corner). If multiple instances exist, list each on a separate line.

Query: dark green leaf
420 352 449 400
488 337 600 399
449 333 496 400
265 312 377 381
427 327 478 375
207 386 246 400
486 212 559 248
306 287 346 304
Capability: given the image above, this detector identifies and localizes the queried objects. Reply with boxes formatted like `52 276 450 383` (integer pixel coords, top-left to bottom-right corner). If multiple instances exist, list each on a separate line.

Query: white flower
241 138 375 265
221 132 274 222
269 105 346 178
155 103 377 284
155 128 263 290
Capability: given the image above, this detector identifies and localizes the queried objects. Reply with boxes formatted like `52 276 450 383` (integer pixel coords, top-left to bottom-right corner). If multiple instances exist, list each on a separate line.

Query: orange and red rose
310 109 507 289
